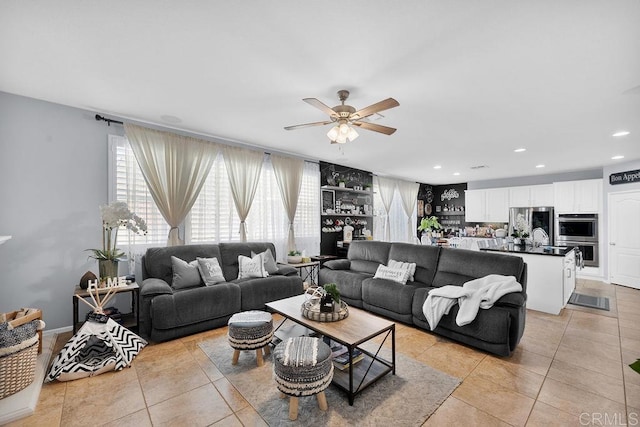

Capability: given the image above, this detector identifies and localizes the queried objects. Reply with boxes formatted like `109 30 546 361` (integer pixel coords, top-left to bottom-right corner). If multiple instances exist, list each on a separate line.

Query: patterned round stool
273 336 334 420
227 311 273 367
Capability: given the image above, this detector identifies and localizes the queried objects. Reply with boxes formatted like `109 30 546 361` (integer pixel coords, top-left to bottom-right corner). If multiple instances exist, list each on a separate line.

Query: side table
72 283 140 333
284 261 320 287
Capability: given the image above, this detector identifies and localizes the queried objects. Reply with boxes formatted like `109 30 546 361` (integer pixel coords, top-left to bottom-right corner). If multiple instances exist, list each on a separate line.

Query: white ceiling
1 1 639 184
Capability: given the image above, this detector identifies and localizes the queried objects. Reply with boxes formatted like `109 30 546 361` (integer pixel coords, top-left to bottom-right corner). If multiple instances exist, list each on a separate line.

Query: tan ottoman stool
227 311 273 367
273 336 334 420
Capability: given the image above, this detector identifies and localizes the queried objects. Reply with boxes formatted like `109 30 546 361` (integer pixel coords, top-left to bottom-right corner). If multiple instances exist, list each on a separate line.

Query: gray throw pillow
171 256 202 289
251 249 279 274
197 257 226 286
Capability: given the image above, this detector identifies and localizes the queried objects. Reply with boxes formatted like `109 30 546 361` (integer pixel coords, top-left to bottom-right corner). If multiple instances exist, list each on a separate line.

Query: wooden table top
266 294 394 346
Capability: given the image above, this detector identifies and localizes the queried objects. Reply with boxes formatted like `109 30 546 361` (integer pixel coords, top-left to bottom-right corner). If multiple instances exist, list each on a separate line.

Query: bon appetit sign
610 169 640 185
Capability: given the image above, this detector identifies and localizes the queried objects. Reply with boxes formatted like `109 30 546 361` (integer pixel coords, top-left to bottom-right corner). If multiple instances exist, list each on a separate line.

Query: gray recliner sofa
140 242 303 342
319 241 527 356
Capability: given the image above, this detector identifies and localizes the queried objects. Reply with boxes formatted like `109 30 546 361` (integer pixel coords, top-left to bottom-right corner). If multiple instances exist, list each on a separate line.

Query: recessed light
535 164 545 168
514 148 526 153
453 172 460 176
612 131 630 137
612 155 625 160
433 165 442 169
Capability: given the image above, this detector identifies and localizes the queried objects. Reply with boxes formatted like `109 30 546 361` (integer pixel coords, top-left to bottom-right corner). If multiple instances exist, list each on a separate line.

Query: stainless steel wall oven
557 214 598 242
556 214 599 267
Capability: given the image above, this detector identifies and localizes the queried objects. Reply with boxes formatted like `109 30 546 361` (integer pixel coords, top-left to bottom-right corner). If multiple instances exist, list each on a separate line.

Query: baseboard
0 333 56 424
43 325 72 337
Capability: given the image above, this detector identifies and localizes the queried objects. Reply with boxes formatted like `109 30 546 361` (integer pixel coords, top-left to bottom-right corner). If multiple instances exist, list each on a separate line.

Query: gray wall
467 169 603 190
0 91 124 330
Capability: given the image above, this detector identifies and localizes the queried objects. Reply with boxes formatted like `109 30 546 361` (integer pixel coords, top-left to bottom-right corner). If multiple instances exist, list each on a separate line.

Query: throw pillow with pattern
388 259 417 282
238 253 268 279
373 265 410 285
196 257 226 286
251 249 279 274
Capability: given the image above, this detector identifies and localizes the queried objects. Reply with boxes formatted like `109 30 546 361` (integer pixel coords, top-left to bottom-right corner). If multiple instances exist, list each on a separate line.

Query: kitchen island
481 244 576 315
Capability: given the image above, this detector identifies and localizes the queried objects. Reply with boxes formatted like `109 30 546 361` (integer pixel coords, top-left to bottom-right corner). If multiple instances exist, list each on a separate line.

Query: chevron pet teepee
46 284 147 382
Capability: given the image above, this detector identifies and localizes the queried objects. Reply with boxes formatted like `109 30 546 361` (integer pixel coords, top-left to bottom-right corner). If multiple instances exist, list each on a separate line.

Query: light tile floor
7 279 640 426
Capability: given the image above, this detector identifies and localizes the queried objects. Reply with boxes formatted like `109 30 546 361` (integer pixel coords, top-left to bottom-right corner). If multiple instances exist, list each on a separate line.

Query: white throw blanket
422 274 522 331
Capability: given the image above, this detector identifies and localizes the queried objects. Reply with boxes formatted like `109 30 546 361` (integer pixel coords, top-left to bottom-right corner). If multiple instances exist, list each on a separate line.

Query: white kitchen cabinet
530 184 554 206
508 184 554 207
553 179 602 213
465 188 509 222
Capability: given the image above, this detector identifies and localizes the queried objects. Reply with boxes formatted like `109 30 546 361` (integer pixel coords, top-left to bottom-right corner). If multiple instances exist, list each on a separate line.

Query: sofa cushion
432 247 525 289
231 275 304 310
171 256 202 289
143 245 222 284
219 242 278 281
150 283 241 330
319 268 371 308
362 277 417 315
347 241 392 274
196 257 226 286
388 243 440 286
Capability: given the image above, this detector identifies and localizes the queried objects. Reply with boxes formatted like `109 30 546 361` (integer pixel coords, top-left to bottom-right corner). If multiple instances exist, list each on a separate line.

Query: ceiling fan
284 90 399 144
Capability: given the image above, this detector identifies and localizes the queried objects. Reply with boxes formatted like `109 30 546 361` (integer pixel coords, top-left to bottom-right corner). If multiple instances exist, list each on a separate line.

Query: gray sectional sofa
319 241 527 356
139 242 303 342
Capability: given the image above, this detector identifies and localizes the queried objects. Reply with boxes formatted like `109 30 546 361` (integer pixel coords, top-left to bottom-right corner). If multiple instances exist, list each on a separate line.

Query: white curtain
397 179 420 242
270 154 304 252
124 124 219 246
223 145 264 241
375 176 397 241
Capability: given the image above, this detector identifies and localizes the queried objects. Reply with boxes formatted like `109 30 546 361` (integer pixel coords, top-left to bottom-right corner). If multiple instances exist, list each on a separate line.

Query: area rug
198 336 460 426
568 292 610 311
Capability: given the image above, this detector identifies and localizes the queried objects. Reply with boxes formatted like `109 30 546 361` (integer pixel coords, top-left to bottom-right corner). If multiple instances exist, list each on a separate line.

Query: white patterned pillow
196 257 226 286
388 259 417 282
373 265 410 285
238 253 268 279
171 256 202 289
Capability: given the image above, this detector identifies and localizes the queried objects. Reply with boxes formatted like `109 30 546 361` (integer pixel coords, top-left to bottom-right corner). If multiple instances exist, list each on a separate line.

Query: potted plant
87 201 147 281
510 213 530 246
322 283 341 312
417 216 441 244
338 179 346 188
287 250 302 264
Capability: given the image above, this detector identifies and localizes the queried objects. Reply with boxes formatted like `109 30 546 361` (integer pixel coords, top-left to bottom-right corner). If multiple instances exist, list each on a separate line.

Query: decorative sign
87 276 129 289
610 169 640 185
441 188 460 201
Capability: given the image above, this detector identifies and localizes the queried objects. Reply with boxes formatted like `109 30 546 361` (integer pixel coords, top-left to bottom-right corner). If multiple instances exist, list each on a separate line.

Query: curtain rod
95 114 123 126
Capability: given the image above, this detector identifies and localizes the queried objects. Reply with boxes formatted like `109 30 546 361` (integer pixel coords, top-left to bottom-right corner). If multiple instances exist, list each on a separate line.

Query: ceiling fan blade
352 121 397 135
303 98 340 118
350 98 399 120
284 120 333 131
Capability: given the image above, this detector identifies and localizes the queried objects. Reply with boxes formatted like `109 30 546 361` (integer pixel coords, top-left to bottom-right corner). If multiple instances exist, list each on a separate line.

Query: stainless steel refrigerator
508 206 554 245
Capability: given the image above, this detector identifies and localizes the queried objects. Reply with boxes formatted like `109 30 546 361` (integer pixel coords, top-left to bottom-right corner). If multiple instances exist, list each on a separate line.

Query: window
109 135 169 247
372 180 417 243
110 135 321 259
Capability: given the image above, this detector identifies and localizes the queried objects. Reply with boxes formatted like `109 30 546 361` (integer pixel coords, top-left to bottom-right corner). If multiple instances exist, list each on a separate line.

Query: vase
98 259 119 280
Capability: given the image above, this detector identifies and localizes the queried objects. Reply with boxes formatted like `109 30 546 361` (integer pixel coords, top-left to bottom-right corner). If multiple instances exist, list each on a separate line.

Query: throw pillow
171 256 202 289
196 257 226 286
373 265 410 285
251 249 279 275
238 253 268 279
388 259 417 282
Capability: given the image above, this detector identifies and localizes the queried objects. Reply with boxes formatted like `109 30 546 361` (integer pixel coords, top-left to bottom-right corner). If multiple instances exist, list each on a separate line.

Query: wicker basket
0 310 41 400
0 339 38 399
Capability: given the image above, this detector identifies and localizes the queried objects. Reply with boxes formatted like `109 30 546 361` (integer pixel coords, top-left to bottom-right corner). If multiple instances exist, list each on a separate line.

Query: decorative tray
301 299 349 322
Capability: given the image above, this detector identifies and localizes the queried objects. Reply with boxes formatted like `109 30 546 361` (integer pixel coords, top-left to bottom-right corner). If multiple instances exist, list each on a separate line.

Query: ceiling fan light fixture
335 134 348 144
339 123 350 135
347 127 359 141
327 126 340 141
